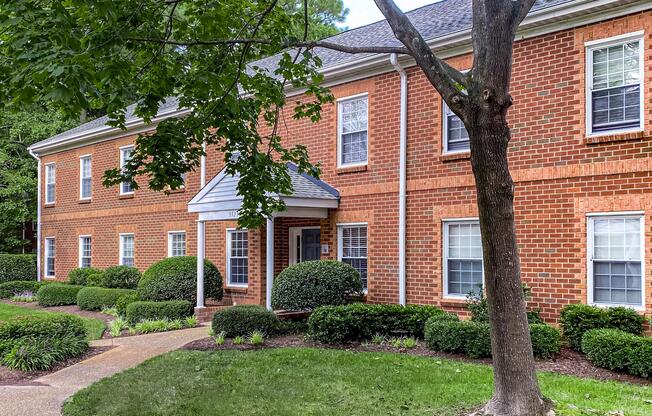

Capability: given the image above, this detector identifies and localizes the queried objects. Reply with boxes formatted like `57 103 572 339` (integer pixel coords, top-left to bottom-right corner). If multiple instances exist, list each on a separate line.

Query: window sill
440 297 468 308
44 203 56 208
589 302 645 313
168 188 186 195
336 164 367 175
78 199 92 204
119 193 135 200
585 130 646 145
225 285 248 293
441 151 470 162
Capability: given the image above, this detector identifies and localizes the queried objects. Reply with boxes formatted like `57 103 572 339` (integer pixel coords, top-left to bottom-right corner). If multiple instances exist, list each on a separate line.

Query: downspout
28 149 42 282
390 53 407 306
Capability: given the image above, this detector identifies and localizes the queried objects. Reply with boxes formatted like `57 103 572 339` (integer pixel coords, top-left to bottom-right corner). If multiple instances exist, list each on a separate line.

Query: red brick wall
39 11 652 322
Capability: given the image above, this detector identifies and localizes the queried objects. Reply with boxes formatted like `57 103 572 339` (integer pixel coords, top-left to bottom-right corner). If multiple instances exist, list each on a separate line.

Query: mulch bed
183 335 651 386
0 300 113 324
0 346 113 386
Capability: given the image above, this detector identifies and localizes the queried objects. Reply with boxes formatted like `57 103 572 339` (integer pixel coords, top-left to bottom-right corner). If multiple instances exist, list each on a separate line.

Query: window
338 95 368 167
120 146 134 195
80 156 92 199
79 236 92 268
227 230 248 286
443 103 470 153
587 34 644 135
120 234 135 266
168 231 186 257
338 224 368 290
45 238 55 277
443 220 483 298
588 214 644 308
45 163 56 204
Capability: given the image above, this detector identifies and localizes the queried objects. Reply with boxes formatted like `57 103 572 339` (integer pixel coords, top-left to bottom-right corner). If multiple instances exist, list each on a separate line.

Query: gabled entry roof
188 163 339 220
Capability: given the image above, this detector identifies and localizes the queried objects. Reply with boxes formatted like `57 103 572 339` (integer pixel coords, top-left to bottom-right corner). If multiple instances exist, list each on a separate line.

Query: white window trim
442 218 484 300
79 155 92 200
226 228 249 287
167 230 186 257
45 163 56 204
288 226 320 265
586 212 645 311
44 237 56 278
337 93 369 168
119 233 135 266
585 31 645 137
442 70 470 155
119 145 135 195
337 222 369 291
78 235 92 268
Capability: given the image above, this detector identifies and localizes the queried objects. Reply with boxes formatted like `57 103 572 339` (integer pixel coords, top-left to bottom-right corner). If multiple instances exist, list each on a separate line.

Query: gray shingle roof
286 163 339 200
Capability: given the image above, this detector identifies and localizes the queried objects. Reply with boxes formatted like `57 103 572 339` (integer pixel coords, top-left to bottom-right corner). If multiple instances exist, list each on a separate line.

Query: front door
301 228 321 262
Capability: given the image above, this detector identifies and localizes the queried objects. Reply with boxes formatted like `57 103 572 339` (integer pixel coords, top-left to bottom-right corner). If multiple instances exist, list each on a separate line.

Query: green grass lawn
62 348 652 416
0 303 105 340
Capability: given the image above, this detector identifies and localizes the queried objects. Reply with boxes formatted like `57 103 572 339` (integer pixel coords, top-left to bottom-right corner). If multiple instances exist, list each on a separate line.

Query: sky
341 0 437 29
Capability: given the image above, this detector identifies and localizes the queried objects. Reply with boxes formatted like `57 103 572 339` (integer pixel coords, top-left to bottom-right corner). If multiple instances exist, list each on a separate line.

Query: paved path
0 326 210 416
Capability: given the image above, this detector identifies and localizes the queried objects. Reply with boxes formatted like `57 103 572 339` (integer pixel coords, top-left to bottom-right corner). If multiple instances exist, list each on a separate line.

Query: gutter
28 149 42 282
390 53 407 306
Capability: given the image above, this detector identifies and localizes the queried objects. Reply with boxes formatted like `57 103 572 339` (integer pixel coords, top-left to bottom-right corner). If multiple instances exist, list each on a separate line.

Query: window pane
339 97 368 165
340 225 368 290
121 147 134 193
593 260 642 306
170 233 186 257
446 222 483 296
80 237 92 268
229 231 248 285
445 105 470 152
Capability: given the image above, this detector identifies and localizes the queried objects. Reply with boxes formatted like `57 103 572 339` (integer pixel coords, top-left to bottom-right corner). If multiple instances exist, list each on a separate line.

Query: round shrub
424 319 492 358
138 257 222 304
581 328 635 372
68 267 104 286
605 306 645 335
37 283 84 306
272 260 363 311
560 304 643 351
76 287 137 311
102 266 141 289
116 292 140 317
0 254 37 283
212 305 280 337
530 324 561 359
126 300 194 325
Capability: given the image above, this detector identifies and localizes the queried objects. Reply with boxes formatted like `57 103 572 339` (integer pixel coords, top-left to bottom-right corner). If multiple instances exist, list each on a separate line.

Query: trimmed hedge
138 257 223 304
582 329 652 378
424 319 561 359
76 287 137 311
37 283 84 306
116 292 139 317
126 300 194 325
0 280 49 298
560 304 644 351
212 305 280 337
307 303 446 343
0 314 87 340
0 254 37 283
271 260 363 311
102 266 141 289
68 267 104 287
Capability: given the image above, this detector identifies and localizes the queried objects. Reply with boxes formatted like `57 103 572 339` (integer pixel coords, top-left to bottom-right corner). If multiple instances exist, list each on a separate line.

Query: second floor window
227 230 248 286
45 238 55 277
443 103 470 153
79 236 92 268
443 220 483 298
80 156 92 199
45 163 56 204
120 234 135 266
587 35 643 135
120 146 134 195
338 95 368 167
168 231 186 257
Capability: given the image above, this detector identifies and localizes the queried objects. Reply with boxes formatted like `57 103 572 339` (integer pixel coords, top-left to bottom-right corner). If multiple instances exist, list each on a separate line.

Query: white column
266 217 274 310
196 219 206 308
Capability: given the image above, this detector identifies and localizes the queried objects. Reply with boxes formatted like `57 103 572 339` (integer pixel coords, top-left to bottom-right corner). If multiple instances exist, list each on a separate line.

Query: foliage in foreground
68 267 105 287
76 287 137 311
0 254 37 283
37 283 85 307
0 280 49 298
125 300 194 325
582 328 652 378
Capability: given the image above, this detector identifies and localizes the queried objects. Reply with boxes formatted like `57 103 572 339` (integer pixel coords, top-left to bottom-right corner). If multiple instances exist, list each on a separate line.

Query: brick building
28 0 652 322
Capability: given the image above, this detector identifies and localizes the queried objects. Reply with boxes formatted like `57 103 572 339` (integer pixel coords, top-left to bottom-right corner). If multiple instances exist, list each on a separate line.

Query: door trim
289 226 320 265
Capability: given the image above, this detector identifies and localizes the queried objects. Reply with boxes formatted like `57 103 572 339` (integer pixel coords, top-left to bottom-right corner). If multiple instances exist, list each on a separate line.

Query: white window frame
44 237 55 278
288 226 320 265
442 103 470 155
119 145 135 195
167 231 186 257
79 155 92 200
586 211 645 310
226 229 249 287
119 233 135 266
337 222 369 291
442 218 484 300
585 31 645 137
78 235 92 268
45 163 56 204
337 93 369 168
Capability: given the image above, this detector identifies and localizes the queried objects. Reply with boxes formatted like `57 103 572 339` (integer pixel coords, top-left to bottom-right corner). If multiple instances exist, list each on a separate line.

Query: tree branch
513 0 538 25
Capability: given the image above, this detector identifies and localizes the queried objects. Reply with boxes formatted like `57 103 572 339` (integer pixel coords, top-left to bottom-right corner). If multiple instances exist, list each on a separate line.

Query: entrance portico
188 163 339 312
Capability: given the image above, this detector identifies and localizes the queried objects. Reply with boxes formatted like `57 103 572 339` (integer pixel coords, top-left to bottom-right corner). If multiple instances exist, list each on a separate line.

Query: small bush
249 330 265 346
68 267 104 286
271 260 363 311
138 257 222 304
530 324 562 359
582 329 652 378
37 283 84 306
0 254 37 283
116 292 139 317
467 284 543 324
125 300 194 325
560 304 643 351
131 318 189 334
0 280 48 298
76 287 136 311
102 266 141 289
307 303 446 343
212 305 280 337
424 319 492 358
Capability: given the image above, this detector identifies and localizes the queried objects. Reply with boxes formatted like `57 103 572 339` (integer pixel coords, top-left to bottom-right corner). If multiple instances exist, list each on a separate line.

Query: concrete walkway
0 326 210 416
